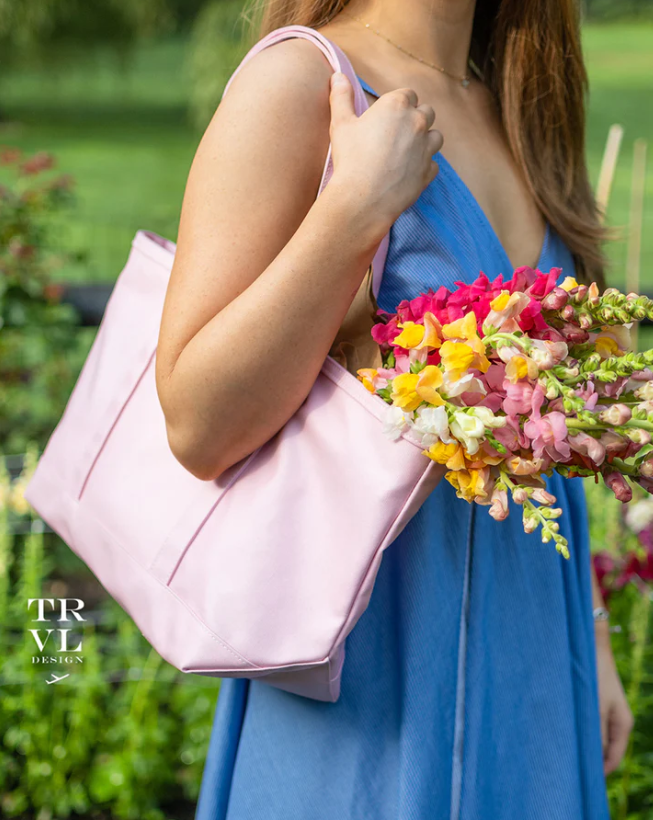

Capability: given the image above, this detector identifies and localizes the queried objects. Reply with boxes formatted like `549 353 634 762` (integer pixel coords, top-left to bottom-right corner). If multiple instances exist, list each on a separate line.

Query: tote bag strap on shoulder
221 24 390 300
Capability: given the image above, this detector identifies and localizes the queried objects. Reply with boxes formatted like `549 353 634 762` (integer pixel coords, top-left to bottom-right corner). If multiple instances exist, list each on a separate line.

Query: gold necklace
344 11 473 88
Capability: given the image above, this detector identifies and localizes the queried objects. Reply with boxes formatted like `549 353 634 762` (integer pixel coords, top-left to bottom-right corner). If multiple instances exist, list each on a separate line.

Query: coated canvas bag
23 25 443 703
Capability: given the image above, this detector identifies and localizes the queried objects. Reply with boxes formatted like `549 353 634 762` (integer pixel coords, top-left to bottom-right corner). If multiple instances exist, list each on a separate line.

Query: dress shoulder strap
220 25 390 298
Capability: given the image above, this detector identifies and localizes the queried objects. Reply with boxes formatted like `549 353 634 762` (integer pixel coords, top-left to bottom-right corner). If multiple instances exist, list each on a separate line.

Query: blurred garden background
1 0 653 817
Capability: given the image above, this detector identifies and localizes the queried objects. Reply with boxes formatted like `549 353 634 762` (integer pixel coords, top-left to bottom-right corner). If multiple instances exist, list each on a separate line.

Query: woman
154 1 634 817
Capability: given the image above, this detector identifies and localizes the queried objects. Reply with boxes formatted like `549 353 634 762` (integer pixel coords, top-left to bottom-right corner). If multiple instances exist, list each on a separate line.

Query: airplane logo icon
45 673 70 685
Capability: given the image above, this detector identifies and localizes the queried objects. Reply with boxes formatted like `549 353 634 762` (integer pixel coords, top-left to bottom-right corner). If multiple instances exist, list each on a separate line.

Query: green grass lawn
1 23 652 289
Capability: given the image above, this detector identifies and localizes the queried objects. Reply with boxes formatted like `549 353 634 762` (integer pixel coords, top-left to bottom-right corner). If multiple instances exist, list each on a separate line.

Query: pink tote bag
23 25 442 703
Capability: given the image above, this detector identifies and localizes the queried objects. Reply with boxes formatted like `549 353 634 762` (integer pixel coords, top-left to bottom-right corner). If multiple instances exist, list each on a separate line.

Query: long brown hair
241 0 607 288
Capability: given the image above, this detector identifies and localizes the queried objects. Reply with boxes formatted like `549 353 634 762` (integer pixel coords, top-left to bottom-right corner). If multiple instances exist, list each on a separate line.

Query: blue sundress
194 74 610 820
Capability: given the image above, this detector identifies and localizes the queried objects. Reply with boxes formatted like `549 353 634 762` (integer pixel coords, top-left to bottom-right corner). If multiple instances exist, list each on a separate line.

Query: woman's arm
590 560 634 775
155 40 442 480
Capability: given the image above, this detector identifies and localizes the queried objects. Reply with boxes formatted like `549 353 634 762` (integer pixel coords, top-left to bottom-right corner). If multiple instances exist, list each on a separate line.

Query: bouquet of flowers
357 266 653 557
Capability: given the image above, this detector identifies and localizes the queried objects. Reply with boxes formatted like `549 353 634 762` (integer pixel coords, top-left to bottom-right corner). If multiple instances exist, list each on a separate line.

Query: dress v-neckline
355 74 551 274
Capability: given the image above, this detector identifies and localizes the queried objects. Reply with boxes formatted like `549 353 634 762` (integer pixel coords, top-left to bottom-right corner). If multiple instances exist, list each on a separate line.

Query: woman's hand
328 72 443 232
595 630 634 775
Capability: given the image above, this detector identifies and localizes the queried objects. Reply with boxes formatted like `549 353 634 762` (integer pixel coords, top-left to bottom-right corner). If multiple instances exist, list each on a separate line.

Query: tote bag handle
220 24 390 301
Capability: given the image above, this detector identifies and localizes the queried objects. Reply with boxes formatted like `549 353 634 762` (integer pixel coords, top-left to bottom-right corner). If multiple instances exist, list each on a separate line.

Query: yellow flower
424 441 467 471
393 312 442 351
390 365 447 410
390 373 422 411
415 365 445 406
559 276 579 292
419 312 443 350
490 291 511 311
441 312 491 376
595 336 619 358
442 311 478 343
439 341 476 381
357 368 378 393
506 355 529 381
393 322 425 349
445 468 491 502
504 354 539 383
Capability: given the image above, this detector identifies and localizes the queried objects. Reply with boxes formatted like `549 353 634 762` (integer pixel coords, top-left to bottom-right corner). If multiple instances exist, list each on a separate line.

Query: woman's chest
374 172 576 317
360 85 547 275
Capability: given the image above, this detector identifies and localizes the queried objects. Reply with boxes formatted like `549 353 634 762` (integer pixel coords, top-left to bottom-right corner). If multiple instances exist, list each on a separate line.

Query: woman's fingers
415 103 436 130
427 128 444 156
393 86 419 107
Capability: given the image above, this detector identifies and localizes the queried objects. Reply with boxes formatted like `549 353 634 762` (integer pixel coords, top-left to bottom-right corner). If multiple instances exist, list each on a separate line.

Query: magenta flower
516 299 549 334
396 287 450 322
371 316 401 347
507 266 538 293
526 267 562 299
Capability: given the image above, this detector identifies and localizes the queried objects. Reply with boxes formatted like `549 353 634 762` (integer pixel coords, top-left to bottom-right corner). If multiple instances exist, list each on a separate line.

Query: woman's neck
341 0 477 79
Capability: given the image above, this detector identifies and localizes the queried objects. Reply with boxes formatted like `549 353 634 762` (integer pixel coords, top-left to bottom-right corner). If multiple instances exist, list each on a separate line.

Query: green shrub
0 453 220 819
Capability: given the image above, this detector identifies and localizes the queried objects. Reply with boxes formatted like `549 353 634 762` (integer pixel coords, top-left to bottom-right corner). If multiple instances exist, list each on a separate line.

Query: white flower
450 411 486 455
529 339 568 370
469 406 507 429
383 405 413 441
625 499 653 533
635 381 653 402
411 406 453 447
440 371 486 398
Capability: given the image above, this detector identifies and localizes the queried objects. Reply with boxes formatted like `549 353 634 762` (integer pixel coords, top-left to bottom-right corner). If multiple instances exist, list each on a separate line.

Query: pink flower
568 431 606 466
393 353 411 374
478 393 505 412
603 471 633 503
573 381 598 411
540 287 569 311
630 370 653 382
488 487 509 521
596 377 629 399
494 415 529 451
484 363 506 393
531 487 557 505
599 431 633 458
524 398 571 462
637 476 653 494
502 380 534 416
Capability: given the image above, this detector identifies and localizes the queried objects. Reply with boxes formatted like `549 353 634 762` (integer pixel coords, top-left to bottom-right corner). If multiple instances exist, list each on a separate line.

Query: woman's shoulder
221 31 334 116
